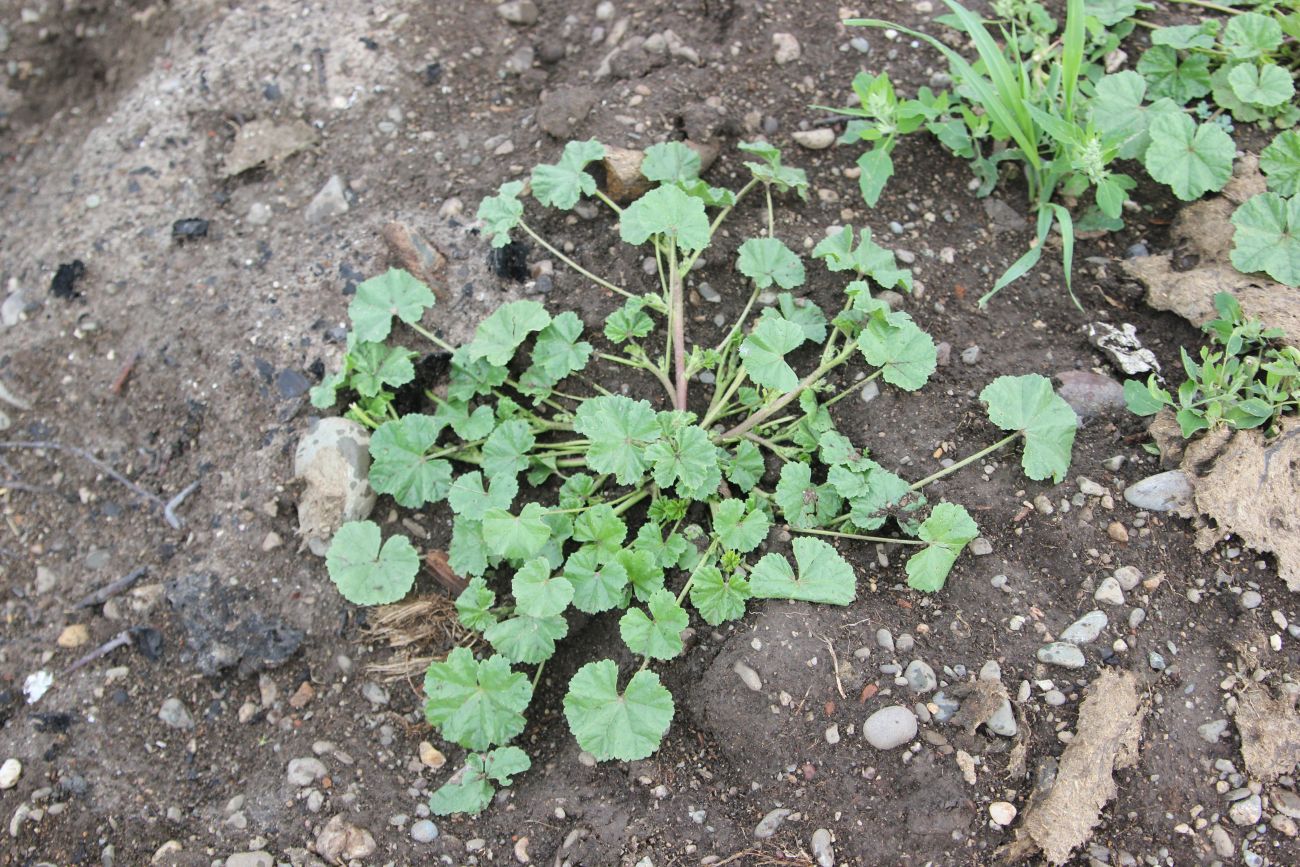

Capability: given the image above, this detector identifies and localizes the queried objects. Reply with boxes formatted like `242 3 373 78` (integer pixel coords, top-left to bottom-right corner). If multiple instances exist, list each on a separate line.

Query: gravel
1060 610 1108 644
733 661 762 692
811 828 835 866
410 819 439 843
1037 642 1087 669
754 807 792 839
1240 590 1262 610
1094 577 1126 606
1113 565 1142 591
903 660 937 693
158 698 195 729
1198 719 1229 743
863 705 918 749
1123 471 1193 512
0 758 20 789
287 757 328 787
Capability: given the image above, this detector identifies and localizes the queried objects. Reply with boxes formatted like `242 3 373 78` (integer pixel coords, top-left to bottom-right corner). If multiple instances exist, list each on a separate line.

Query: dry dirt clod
381 221 448 298
1001 669 1144 865
314 815 376 861
220 119 319 178
1232 683 1300 780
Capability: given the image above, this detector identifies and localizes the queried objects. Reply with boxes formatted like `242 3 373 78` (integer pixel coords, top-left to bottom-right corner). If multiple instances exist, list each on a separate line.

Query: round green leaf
423 648 532 751
618 184 711 253
477 181 525 248
481 419 536 481
466 300 552 368
531 140 605 210
618 589 689 660
641 141 701 184
712 498 770 553
347 268 437 343
1260 131 1300 197
1227 63 1294 108
455 576 498 631
369 415 453 508
511 557 574 618
904 503 979 593
748 536 856 605
562 546 630 613
572 395 662 485
325 520 419 605
1223 12 1282 61
736 238 806 290
857 309 937 391
484 613 568 664
563 660 674 761
481 503 553 560
1143 113 1234 202
979 374 1079 483
1230 192 1300 286
689 565 751 626
739 316 805 392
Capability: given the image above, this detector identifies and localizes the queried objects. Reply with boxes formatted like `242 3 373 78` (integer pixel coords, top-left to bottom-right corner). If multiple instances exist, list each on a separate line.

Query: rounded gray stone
863 705 918 750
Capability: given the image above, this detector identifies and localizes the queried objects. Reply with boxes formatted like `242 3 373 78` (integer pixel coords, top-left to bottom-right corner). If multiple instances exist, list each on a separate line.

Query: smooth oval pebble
754 807 792 839
1123 470 1192 512
811 827 835 866
989 801 1017 825
1037 642 1086 669
0 758 20 789
410 819 439 843
1059 610 1108 644
863 705 918 749
733 661 762 692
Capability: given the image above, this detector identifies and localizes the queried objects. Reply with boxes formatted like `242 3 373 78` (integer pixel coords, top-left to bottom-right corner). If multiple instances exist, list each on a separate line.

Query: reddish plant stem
671 256 688 410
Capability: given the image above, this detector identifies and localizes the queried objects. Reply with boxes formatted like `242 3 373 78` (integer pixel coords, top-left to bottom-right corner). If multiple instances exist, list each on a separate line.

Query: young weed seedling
1125 291 1300 436
313 139 1079 814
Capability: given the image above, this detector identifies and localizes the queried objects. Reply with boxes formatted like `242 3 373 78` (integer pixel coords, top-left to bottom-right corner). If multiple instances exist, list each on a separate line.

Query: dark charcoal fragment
172 218 210 242
165 572 303 677
50 260 86 300
32 712 77 733
423 62 443 85
130 626 164 661
487 240 530 282
276 368 311 399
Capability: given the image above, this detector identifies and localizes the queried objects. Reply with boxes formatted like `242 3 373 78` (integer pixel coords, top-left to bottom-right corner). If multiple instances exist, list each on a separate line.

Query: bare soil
1 1 1297 866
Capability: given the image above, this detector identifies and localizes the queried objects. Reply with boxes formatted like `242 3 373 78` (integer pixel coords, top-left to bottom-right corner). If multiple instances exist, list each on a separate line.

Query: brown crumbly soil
1 1 1297 866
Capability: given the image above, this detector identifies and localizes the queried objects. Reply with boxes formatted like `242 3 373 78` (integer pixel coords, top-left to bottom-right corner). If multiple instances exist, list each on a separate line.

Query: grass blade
1060 0 1086 121
980 207 1053 305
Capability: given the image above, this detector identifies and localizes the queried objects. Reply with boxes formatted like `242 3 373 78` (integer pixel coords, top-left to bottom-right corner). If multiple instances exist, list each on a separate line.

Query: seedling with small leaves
1125 292 1300 436
313 138 1078 815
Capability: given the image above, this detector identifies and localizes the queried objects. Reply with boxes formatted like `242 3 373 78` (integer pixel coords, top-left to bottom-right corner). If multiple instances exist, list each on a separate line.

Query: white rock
1229 794 1262 826
1077 477 1106 497
863 705 918 749
986 699 1018 737
733 661 762 692
287 757 327 787
1060 610 1108 644
754 808 792 839
793 128 836 150
305 175 349 224
497 0 539 25
1112 565 1142 591
1123 471 1192 512
1037 642 1086 669
811 828 835 866
0 758 20 789
989 801 1017 826
772 32 802 64
1094 577 1125 606
158 697 194 729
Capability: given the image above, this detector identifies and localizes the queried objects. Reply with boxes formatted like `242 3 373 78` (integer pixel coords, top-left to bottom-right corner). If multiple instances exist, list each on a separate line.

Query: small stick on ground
110 350 143 396
819 634 846 700
62 630 133 677
163 478 200 529
73 566 147 609
0 440 170 516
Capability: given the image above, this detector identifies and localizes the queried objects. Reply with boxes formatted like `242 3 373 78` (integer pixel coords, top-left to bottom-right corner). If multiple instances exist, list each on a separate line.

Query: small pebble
733 661 762 692
960 346 982 365
793 128 836 150
1198 719 1229 743
158 698 194 730
411 820 439 843
772 32 801 64
863 705 918 749
989 801 1017 826
1240 591 1262 611
754 808 792 839
286 757 327 787
0 758 20 789
903 660 937 693
1094 577 1125 607
970 538 992 556
1037 642 1086 669
1107 522 1129 543
1060 610 1108 645
811 827 835 867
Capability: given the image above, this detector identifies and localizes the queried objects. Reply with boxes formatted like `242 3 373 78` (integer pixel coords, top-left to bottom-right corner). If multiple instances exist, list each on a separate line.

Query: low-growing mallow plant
312 139 1078 814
